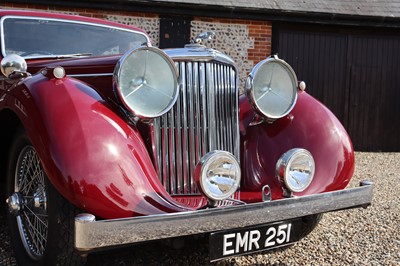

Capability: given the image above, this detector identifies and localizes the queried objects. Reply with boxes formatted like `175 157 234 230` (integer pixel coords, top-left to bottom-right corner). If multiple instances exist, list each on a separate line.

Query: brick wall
193 18 271 63
1 3 272 88
191 17 271 89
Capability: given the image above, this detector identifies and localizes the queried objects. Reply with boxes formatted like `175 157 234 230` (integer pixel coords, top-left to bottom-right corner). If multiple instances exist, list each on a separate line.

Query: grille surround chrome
152 47 240 196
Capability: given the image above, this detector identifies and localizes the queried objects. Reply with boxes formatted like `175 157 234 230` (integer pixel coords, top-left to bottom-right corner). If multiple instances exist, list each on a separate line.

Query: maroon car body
0 9 372 265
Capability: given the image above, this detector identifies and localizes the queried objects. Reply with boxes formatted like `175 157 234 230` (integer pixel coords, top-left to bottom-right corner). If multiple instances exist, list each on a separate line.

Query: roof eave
4 0 400 28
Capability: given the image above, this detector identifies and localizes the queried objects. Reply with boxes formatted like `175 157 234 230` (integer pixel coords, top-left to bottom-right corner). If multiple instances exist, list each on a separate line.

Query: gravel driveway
1 152 399 265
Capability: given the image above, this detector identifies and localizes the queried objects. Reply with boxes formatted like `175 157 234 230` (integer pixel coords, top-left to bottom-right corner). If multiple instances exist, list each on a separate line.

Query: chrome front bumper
74 182 373 252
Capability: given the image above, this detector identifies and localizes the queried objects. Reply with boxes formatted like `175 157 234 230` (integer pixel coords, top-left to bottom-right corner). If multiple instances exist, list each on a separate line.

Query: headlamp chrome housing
195 151 241 203
276 148 315 193
246 55 298 121
1 54 27 77
114 46 179 119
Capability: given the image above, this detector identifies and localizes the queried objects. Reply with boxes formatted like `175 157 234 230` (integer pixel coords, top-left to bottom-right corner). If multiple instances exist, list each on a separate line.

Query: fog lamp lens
276 148 315 192
195 151 241 202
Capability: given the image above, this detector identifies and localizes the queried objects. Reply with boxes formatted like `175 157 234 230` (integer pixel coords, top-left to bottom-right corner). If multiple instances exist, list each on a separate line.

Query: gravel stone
0 152 399 265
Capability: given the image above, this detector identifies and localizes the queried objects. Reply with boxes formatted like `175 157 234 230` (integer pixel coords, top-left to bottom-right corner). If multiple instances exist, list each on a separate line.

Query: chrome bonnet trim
164 46 236 66
75 183 373 252
68 73 113 78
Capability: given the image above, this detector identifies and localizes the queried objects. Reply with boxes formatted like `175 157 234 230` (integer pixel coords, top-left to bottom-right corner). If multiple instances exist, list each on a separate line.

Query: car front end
0 10 373 264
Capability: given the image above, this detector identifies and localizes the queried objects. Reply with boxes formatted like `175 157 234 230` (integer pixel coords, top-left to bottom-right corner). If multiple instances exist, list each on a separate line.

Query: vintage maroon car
0 9 372 265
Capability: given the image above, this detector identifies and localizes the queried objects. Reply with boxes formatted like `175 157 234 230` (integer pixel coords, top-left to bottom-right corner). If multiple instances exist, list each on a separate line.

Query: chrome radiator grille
152 60 239 195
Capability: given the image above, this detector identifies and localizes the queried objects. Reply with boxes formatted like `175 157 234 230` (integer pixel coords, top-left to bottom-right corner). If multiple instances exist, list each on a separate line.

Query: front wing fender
8 73 185 219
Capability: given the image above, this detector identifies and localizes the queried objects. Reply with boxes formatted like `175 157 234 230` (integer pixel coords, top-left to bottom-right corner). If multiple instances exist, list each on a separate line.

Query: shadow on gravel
0 206 212 266
0 206 17 266
85 235 293 266
86 235 211 266
0 205 289 266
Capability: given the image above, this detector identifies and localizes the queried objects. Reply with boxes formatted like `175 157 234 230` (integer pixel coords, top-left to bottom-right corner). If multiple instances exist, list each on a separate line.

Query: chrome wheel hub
9 145 48 260
6 192 22 216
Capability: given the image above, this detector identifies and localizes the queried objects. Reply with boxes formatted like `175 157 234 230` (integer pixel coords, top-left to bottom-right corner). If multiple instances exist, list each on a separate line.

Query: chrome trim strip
153 118 161 182
200 62 207 157
233 67 240 157
68 73 113 78
162 112 169 188
207 63 216 151
187 62 195 193
177 62 184 193
75 183 373 252
192 62 199 192
168 97 176 193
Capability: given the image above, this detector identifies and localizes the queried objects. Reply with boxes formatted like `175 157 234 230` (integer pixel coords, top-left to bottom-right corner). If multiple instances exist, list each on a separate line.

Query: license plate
209 219 301 261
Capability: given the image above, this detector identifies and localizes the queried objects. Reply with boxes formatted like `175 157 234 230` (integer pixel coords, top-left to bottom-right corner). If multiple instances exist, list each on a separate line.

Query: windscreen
1 16 149 58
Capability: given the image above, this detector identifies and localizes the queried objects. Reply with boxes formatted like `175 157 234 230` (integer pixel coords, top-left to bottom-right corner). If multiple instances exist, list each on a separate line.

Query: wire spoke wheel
6 129 85 265
14 145 48 260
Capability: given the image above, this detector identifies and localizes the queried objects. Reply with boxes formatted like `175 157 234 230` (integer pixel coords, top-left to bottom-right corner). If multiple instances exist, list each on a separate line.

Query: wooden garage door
273 23 400 151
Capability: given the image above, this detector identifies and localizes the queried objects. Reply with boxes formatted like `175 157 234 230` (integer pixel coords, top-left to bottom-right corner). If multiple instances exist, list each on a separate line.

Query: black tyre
5 128 85 266
296 214 323 240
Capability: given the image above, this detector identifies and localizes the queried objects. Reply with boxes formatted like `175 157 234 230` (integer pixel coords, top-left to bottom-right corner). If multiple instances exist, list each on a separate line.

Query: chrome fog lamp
195 151 241 203
276 148 315 193
246 55 298 120
114 46 179 119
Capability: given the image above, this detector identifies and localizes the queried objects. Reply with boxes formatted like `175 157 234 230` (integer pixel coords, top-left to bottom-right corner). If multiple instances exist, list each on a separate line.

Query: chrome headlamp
276 148 315 193
195 151 241 203
1 54 27 77
114 46 179 119
246 55 298 121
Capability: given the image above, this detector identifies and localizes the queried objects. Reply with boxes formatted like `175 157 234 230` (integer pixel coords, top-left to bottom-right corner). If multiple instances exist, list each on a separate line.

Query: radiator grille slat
153 61 239 195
